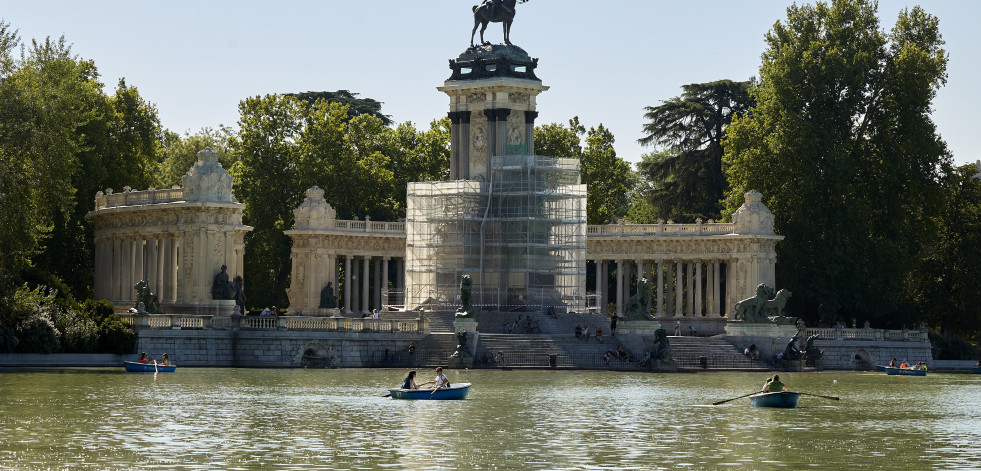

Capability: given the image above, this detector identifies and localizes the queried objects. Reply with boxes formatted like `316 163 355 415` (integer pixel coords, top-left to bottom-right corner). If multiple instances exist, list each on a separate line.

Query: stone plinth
725 321 799 360
448 317 479 369
163 300 237 317
617 320 662 336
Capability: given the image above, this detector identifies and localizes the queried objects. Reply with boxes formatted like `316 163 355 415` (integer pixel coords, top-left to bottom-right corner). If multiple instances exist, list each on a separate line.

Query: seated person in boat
900 360 909 369
420 367 450 389
915 362 927 371
160 353 171 366
764 375 787 392
889 358 897 368
401 371 418 390
138 352 149 364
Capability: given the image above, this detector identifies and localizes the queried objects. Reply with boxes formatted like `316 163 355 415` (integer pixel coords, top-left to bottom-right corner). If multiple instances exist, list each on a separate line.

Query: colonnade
591 259 728 318
338 255 406 314
94 234 179 305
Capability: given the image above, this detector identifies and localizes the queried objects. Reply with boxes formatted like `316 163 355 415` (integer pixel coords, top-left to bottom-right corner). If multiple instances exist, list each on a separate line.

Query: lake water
1 368 979 470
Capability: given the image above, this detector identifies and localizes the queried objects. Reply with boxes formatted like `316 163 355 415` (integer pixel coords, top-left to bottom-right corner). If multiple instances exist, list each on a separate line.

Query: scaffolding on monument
405 154 586 312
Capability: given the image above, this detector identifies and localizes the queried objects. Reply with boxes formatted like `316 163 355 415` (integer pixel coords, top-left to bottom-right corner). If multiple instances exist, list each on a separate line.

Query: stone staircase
379 309 772 371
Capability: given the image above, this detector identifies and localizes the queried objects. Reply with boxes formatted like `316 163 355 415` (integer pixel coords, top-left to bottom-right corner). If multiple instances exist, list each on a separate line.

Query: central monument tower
404 37 587 312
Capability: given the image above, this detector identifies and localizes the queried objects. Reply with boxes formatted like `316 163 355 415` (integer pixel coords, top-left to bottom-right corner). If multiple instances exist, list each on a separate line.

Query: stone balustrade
587 222 736 237
120 314 429 334
94 188 184 210
803 327 928 342
328 219 406 234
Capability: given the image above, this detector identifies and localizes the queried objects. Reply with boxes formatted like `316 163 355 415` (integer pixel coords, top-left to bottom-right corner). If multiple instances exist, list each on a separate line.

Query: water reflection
0 368 978 470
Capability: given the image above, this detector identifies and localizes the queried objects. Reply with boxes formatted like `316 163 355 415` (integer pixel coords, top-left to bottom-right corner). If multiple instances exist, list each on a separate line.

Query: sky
3 1 978 168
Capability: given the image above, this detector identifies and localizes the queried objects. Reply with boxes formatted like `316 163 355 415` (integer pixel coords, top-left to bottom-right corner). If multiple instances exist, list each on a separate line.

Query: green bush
79 299 115 326
0 324 17 353
59 309 100 353
15 311 61 354
929 331 977 360
98 316 136 355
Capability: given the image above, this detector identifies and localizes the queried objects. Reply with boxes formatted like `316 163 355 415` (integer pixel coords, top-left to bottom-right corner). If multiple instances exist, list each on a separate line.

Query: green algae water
1 368 979 470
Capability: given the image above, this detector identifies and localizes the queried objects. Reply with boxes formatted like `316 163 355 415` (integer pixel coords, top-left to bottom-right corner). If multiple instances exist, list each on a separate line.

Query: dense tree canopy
231 95 450 308
722 0 950 326
535 118 634 225
638 80 753 222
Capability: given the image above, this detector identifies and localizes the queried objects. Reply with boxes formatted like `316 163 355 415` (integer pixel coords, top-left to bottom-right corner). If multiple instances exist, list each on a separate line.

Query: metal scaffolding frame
405 155 586 312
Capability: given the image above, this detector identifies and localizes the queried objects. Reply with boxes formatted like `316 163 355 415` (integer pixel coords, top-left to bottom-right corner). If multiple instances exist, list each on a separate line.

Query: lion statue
134 279 160 314
455 275 474 318
622 278 655 321
733 283 775 323
763 289 792 317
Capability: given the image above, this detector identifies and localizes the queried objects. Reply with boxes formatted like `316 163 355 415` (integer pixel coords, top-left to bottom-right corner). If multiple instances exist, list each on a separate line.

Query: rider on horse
486 0 512 18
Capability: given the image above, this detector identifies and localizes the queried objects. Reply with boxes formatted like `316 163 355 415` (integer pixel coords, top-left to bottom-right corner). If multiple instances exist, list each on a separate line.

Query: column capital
524 110 539 124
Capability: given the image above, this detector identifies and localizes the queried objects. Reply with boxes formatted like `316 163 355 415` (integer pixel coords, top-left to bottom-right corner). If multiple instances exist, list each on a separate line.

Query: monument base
725 321 799 361
617 320 662 336
448 318 479 369
162 300 237 316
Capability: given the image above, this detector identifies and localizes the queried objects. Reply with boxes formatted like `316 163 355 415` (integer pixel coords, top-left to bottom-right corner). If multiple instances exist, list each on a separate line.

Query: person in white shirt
420 367 450 389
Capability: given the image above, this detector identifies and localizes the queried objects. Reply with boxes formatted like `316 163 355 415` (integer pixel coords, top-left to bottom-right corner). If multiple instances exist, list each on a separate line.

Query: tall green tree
155 126 235 188
723 0 950 325
535 118 633 225
904 164 981 339
286 90 392 126
638 80 753 221
231 94 305 309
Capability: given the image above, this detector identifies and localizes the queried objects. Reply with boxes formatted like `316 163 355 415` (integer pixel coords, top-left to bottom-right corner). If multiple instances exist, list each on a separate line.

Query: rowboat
971 367 981 374
388 383 471 400
875 365 887 372
885 366 926 376
123 361 177 373
749 391 800 408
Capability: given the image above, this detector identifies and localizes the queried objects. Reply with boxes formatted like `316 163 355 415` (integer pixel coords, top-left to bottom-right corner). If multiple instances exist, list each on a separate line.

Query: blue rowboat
875 365 887 372
971 367 981 374
885 367 926 376
389 383 471 400
123 361 176 373
749 391 800 408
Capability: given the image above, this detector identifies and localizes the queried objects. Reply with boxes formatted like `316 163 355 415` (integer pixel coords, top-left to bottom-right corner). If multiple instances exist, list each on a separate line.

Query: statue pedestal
164 300 237 316
617 320 661 336
725 321 799 361
784 359 804 372
448 318 479 370
317 308 341 317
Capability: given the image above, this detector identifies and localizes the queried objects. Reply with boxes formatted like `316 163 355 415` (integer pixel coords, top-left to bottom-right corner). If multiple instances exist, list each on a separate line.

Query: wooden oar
381 393 392 398
798 392 839 401
712 391 759 405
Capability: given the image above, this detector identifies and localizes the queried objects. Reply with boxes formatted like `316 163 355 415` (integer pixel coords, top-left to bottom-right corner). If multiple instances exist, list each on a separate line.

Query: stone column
397 258 405 307
705 259 714 317
382 257 390 307
145 237 158 297
684 262 693 317
695 261 703 317
373 256 382 311
594 260 603 313
155 236 165 300
494 108 510 156
484 109 498 160
525 111 539 155
714 261 722 317
168 235 179 303
448 111 460 180
656 260 664 317
615 260 624 316
362 256 370 314
344 255 352 314
675 261 683 317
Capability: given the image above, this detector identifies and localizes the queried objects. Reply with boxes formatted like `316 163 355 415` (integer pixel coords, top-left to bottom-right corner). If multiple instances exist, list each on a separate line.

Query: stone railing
121 314 428 334
803 328 928 342
327 219 406 234
587 222 736 237
94 188 184 210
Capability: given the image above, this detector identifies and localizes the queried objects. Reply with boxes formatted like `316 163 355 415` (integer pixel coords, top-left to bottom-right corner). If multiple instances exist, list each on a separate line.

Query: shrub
15 311 61 354
929 331 977 360
59 309 100 353
78 299 115 326
98 316 136 355
0 324 16 353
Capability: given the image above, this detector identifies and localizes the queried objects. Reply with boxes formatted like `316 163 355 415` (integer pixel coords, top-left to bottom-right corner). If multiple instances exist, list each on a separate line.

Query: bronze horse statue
471 0 528 47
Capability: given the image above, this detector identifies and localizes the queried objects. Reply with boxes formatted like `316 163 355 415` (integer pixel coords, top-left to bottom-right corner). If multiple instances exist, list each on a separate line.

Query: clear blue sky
3 1 978 167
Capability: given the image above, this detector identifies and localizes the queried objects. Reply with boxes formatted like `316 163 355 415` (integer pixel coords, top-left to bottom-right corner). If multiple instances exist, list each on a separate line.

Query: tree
286 90 392 126
535 118 632 225
722 0 950 325
905 164 981 339
638 80 753 221
155 126 235 189
230 94 305 309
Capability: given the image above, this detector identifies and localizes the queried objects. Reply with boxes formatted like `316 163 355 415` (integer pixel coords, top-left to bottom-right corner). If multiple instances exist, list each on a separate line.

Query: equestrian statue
471 0 529 47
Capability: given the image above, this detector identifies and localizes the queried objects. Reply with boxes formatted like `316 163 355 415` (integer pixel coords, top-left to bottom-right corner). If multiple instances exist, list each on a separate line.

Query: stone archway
853 348 873 370
296 341 337 368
